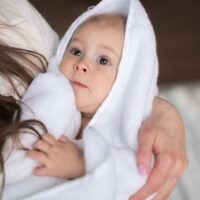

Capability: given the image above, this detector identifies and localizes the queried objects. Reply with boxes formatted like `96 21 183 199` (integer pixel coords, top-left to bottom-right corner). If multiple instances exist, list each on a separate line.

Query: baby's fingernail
59 135 68 142
138 164 147 176
26 152 31 157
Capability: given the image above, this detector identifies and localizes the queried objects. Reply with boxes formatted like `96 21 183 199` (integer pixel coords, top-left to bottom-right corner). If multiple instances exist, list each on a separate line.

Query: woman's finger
130 153 173 200
153 154 188 200
137 123 156 175
153 176 178 200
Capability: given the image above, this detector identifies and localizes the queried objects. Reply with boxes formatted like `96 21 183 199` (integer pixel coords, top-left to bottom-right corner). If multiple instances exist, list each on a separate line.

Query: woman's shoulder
0 0 59 60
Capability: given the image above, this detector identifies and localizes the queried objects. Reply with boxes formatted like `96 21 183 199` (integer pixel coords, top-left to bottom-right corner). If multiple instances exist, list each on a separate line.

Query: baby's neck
76 113 93 139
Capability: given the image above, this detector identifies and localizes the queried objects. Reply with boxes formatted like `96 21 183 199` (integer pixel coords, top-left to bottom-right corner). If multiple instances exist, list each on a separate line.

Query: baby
3 0 158 199
27 14 126 179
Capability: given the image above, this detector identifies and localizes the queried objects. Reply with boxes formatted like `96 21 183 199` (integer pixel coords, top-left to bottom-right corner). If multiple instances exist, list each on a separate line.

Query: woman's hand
130 97 188 200
27 134 85 179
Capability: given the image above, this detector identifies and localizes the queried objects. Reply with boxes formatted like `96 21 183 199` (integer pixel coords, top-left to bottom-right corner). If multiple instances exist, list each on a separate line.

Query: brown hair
0 43 47 192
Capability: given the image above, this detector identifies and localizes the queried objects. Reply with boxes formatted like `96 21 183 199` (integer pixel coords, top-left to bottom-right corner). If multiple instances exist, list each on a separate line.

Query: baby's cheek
59 64 72 80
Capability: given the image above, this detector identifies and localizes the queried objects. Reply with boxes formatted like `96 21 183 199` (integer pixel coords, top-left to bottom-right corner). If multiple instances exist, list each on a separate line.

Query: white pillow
0 0 59 60
0 0 59 96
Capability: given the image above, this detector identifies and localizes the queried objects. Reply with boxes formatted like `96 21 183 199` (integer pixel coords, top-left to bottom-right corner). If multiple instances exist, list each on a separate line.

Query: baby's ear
58 135 70 143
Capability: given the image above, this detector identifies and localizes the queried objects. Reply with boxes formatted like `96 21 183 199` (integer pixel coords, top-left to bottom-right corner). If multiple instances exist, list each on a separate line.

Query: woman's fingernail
138 165 147 176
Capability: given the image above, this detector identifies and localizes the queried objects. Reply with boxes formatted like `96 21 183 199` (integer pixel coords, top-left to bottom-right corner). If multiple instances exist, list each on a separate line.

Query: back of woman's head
0 44 47 192
0 43 48 98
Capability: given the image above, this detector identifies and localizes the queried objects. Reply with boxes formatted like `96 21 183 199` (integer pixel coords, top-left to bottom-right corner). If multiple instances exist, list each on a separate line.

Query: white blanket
2 0 158 199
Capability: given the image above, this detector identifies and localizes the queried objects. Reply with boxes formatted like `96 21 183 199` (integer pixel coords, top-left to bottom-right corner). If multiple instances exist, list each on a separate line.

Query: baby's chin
78 106 97 118
81 112 94 119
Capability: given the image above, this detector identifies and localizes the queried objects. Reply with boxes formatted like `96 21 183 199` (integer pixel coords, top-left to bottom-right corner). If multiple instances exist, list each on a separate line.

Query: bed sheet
159 81 200 200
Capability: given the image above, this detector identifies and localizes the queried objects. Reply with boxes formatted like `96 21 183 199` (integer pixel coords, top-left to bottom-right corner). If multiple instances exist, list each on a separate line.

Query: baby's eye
98 56 111 66
71 48 82 57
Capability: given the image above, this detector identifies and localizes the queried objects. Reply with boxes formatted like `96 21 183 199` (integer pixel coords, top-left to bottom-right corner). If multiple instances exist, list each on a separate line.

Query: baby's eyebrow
66 38 81 50
99 44 120 59
69 37 82 44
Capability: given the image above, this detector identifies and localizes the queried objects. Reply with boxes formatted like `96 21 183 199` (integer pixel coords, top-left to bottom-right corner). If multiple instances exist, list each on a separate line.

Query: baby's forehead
78 14 127 31
66 14 126 51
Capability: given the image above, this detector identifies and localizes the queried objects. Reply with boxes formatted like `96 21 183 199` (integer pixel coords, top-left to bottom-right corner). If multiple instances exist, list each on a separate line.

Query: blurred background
30 1 200 199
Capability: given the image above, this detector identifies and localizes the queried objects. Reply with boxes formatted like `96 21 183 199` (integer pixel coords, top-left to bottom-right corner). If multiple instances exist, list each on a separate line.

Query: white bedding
159 81 200 200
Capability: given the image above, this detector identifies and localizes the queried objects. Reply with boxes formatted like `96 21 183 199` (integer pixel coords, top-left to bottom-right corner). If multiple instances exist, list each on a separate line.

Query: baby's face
59 21 124 114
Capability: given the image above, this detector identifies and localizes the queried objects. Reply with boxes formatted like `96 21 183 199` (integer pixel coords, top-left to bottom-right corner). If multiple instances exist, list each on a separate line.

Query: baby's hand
27 134 85 179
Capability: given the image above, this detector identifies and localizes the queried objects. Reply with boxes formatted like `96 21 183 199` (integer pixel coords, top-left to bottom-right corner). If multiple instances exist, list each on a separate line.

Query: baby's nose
75 63 88 72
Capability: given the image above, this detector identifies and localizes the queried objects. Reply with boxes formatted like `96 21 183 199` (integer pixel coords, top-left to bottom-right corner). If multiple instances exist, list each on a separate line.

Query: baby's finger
33 140 50 154
33 166 51 177
27 150 49 165
42 133 56 145
58 135 70 143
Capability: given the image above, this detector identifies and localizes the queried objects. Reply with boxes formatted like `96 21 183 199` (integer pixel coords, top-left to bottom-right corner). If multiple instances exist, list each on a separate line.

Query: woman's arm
130 97 188 200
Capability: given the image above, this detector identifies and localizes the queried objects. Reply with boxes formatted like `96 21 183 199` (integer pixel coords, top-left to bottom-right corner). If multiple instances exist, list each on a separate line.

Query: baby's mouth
71 80 87 88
